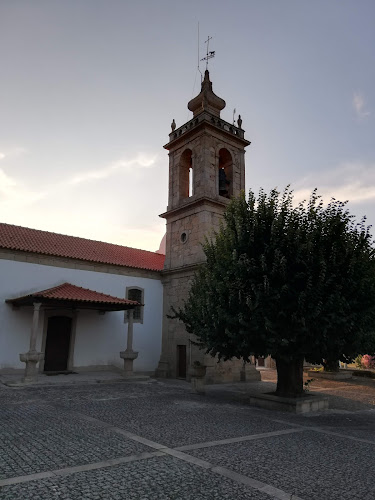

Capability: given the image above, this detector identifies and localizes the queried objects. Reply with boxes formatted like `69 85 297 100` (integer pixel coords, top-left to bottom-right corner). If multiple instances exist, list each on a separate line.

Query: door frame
176 344 187 379
39 309 78 372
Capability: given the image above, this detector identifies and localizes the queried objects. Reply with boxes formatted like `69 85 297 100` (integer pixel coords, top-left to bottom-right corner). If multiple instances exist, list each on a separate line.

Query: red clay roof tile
7 282 139 307
0 223 165 271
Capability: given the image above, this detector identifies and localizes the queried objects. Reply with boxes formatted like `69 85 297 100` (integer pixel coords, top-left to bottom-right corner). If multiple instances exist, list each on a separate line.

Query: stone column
189 364 206 394
155 280 172 378
120 309 138 377
19 302 44 383
241 359 261 382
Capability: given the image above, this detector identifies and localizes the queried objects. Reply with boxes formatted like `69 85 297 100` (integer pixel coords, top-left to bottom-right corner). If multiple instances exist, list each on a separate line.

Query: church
0 71 260 384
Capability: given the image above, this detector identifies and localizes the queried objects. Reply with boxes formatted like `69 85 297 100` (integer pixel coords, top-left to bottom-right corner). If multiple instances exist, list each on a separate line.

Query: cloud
0 148 44 213
0 168 45 207
0 151 159 211
353 91 370 119
293 161 375 205
0 169 17 190
0 147 27 161
68 153 158 185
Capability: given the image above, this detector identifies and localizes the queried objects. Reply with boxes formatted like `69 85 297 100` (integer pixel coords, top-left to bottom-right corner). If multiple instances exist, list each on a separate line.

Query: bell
219 168 229 196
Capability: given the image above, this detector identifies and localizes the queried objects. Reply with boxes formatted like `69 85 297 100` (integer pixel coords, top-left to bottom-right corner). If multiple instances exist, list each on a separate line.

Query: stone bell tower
157 71 259 382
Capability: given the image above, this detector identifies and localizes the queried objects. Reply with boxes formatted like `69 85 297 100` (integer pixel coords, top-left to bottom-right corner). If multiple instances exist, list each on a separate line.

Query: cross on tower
200 35 215 71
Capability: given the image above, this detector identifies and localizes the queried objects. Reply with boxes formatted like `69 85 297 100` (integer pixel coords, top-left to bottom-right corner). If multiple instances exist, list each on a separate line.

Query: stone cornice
159 195 230 220
161 261 204 279
165 111 250 150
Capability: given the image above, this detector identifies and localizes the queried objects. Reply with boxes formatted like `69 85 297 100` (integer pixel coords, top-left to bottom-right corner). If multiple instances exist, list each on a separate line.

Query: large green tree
175 188 375 397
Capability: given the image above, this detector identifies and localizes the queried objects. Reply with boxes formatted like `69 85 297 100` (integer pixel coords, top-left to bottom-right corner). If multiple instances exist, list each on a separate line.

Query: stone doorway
176 345 187 378
44 316 72 372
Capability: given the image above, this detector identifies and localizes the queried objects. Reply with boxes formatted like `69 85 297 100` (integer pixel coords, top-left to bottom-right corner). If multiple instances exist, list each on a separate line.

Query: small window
125 287 144 324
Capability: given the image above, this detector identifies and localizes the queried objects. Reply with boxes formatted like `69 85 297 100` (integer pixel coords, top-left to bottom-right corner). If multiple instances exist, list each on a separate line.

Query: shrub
361 354 375 370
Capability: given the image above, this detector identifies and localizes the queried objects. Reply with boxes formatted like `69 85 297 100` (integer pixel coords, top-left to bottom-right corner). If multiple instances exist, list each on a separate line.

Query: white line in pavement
270 418 375 445
62 409 307 500
0 442 304 500
308 427 375 445
0 408 305 500
160 448 304 500
0 451 163 487
176 427 305 451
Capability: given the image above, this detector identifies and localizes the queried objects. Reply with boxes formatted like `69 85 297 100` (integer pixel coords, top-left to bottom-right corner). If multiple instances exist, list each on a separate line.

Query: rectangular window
125 287 144 323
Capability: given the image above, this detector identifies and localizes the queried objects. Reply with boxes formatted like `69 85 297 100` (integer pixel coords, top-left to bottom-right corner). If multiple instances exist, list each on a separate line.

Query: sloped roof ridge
0 222 165 272
31 282 139 304
6 282 140 307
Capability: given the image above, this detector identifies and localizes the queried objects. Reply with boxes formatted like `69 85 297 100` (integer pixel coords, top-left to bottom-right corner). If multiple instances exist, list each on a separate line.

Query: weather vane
200 35 215 71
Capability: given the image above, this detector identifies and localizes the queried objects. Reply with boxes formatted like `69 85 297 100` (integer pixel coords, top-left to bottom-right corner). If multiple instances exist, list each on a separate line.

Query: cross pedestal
120 309 138 377
19 302 44 383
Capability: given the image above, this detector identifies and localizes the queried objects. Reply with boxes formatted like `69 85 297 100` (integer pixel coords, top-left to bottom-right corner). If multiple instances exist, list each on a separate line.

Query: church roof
0 223 165 272
6 282 139 310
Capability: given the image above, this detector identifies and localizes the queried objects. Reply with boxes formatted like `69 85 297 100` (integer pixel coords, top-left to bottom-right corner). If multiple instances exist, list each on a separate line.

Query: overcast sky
1 0 374 251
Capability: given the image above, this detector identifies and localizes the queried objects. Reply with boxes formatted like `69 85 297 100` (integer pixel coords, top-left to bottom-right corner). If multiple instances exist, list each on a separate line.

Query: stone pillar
120 309 138 377
19 302 44 383
189 364 206 394
241 360 261 382
155 278 173 378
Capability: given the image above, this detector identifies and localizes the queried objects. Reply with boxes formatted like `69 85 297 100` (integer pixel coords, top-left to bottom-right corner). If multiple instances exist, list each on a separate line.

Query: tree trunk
275 358 304 398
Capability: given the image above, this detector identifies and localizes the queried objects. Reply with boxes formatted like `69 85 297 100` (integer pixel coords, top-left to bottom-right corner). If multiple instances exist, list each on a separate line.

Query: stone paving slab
188 430 375 500
57 392 291 448
291 409 375 443
0 371 131 387
0 379 178 405
1 374 375 499
0 456 271 500
0 403 150 480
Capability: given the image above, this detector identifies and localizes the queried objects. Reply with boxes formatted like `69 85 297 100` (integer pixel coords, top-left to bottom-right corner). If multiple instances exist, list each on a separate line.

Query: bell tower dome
157 71 253 380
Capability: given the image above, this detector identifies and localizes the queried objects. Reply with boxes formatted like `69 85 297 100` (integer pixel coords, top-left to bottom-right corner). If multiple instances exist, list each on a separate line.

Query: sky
0 0 374 252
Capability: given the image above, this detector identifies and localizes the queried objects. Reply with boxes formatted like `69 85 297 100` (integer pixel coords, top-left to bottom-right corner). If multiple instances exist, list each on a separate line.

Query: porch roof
6 282 140 311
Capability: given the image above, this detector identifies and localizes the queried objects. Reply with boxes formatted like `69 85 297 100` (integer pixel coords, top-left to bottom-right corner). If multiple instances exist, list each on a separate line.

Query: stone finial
187 70 226 118
171 119 176 131
237 115 242 129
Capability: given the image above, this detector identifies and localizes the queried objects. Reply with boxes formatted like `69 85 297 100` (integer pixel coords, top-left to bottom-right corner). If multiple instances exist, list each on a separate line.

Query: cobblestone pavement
0 373 374 500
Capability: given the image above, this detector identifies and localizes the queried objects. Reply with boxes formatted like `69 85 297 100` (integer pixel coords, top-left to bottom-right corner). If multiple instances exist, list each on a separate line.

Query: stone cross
120 309 138 377
19 302 44 383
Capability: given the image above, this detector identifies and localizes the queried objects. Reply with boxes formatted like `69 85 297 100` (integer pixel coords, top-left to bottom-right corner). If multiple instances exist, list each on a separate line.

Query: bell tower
157 71 257 381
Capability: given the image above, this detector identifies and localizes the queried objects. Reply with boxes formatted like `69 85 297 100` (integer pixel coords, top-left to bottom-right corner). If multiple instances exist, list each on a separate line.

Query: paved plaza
0 371 374 499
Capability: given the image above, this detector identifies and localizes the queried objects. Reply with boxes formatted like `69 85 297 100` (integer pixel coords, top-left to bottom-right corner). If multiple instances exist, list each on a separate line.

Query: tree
174 188 375 397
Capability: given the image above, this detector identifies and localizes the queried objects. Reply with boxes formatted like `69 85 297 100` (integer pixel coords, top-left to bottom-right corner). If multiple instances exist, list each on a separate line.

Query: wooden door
44 316 72 372
177 345 187 378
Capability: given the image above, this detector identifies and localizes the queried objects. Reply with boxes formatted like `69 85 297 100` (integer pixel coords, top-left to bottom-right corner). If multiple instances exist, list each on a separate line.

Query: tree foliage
175 188 375 392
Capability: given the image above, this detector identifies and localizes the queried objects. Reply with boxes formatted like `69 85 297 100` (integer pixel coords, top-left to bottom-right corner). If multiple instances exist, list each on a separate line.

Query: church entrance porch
44 316 72 373
6 282 141 384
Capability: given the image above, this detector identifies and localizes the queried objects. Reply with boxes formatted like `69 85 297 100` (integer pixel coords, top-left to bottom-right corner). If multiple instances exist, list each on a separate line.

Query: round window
180 232 187 243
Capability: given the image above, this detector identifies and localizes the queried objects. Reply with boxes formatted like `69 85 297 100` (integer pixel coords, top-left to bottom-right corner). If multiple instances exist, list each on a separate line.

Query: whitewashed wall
0 259 163 373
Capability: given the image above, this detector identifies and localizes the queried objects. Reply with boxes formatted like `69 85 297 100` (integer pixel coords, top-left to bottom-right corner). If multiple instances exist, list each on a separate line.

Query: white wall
0 259 163 373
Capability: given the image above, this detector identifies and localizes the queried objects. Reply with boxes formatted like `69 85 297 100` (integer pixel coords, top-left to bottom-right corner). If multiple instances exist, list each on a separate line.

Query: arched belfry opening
179 149 193 199
218 148 233 198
